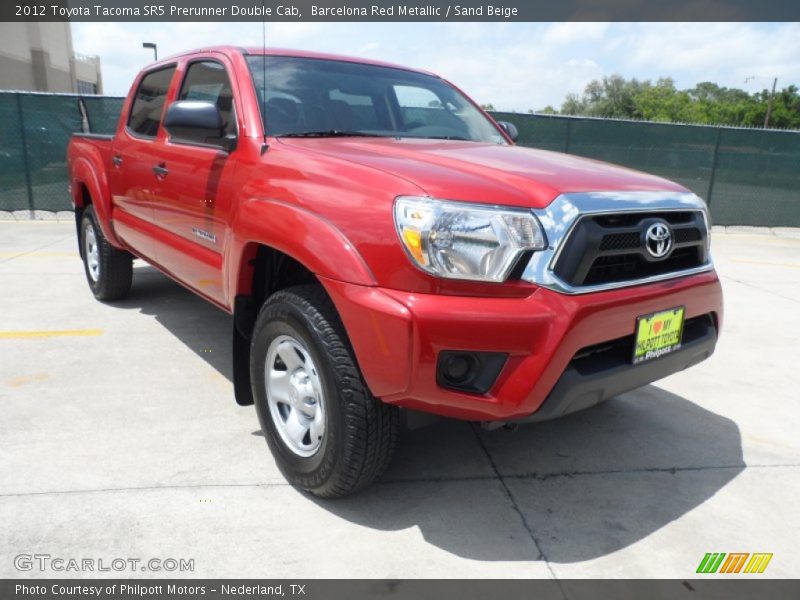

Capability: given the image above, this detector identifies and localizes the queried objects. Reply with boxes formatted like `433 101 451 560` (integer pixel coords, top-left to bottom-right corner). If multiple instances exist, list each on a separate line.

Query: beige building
0 23 103 94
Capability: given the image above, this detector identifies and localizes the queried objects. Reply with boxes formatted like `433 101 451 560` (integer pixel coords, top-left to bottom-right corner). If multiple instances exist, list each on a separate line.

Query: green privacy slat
0 93 125 211
0 94 30 212
711 128 800 226
19 93 84 211
0 94 798 225
492 112 800 227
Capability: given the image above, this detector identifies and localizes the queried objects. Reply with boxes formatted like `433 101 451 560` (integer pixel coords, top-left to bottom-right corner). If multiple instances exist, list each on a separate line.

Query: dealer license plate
633 306 685 365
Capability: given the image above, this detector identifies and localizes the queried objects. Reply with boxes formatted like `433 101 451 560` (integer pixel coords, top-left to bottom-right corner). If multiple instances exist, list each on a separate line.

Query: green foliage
557 75 800 129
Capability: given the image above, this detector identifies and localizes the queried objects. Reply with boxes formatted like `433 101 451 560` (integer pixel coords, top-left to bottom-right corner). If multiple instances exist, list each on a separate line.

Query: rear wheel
80 206 132 301
251 284 399 497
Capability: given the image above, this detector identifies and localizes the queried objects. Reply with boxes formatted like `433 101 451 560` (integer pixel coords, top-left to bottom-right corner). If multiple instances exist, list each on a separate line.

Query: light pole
142 42 158 61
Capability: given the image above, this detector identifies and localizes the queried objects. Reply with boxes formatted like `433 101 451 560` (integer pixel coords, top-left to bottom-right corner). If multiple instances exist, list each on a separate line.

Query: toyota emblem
644 221 673 259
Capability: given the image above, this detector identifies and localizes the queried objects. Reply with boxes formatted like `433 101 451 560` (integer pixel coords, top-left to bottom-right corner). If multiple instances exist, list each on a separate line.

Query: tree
560 75 643 118
762 85 800 128
561 93 585 115
634 78 700 122
554 75 800 128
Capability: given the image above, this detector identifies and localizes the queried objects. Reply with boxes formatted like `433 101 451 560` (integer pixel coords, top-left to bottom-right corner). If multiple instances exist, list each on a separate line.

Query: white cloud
542 22 609 45
357 41 380 53
621 23 800 91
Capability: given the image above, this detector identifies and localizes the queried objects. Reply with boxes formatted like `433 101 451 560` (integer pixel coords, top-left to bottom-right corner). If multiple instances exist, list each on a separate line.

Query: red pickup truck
68 46 722 497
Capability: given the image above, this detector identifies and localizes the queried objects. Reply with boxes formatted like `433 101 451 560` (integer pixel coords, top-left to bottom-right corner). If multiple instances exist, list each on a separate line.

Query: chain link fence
494 112 800 227
0 92 797 226
0 91 123 213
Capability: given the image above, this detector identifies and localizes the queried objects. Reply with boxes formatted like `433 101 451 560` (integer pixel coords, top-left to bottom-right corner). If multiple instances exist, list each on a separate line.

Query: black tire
251 284 399 498
80 205 133 301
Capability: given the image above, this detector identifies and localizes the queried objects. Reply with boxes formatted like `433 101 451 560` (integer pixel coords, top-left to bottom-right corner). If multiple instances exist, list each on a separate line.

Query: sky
72 22 800 111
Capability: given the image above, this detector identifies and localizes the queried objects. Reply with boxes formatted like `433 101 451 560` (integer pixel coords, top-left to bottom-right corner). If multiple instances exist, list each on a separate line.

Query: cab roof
159 45 438 77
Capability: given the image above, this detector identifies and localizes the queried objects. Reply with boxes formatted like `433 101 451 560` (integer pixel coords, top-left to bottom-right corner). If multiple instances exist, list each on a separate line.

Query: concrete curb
0 210 75 222
711 225 800 238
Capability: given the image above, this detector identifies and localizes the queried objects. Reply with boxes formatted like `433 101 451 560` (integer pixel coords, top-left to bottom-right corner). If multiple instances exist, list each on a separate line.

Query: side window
394 84 463 133
394 85 442 109
178 61 236 140
328 89 379 130
127 66 176 137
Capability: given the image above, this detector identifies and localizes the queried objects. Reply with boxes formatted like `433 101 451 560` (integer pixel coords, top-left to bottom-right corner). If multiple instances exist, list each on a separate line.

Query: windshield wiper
278 130 390 138
423 135 469 141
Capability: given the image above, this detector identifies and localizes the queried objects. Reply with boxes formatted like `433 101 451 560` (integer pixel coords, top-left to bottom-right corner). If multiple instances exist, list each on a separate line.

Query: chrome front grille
552 211 709 287
521 192 714 294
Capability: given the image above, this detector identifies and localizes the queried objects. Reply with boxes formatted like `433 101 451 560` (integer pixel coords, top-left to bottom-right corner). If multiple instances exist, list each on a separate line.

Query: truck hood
277 137 688 209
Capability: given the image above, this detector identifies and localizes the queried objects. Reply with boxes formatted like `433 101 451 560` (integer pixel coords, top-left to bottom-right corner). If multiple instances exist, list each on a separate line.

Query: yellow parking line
731 259 800 269
5 373 50 387
0 328 103 339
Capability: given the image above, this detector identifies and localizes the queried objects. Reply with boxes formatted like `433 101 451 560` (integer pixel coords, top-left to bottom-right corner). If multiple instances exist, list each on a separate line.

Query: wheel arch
228 198 376 303
70 157 121 247
227 198 376 407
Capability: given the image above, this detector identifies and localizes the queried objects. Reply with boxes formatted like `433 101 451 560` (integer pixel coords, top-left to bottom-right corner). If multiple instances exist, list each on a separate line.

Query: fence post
706 127 722 207
564 118 572 154
15 93 35 217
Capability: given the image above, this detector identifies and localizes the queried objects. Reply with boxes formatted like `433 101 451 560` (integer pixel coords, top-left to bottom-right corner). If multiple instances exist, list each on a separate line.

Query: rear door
149 57 240 305
108 65 177 261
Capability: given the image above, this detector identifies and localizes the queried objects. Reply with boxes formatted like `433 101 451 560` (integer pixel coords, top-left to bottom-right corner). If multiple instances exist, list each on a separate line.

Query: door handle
152 164 169 178
112 155 123 167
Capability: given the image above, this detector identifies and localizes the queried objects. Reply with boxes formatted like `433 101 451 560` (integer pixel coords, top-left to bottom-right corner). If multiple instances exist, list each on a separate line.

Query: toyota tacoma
67 47 722 497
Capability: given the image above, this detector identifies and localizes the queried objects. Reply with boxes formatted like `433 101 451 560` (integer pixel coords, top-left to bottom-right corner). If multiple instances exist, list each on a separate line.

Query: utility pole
764 77 778 128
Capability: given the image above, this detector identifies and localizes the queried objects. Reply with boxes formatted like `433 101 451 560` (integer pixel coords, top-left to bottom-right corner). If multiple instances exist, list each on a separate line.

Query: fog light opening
442 353 477 385
436 350 508 395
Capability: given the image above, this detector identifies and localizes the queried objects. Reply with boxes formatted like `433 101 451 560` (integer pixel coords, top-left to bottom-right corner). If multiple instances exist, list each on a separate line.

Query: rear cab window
127 66 177 138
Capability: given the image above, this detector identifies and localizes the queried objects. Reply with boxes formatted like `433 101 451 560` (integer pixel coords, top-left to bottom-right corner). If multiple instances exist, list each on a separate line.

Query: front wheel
251 284 399 498
80 206 133 301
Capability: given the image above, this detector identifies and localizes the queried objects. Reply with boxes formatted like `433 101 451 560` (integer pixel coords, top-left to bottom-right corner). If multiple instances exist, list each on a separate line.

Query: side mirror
497 120 519 143
163 101 233 150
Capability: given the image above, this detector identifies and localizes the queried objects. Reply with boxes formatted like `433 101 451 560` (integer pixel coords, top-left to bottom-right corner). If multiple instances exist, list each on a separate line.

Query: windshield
246 56 507 143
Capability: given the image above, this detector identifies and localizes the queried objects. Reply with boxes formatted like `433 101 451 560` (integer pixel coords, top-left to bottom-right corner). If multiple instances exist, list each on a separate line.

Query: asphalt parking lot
1 220 798 579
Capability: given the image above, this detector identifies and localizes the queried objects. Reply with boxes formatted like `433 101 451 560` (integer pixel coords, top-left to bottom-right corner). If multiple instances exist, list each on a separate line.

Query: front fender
227 197 376 302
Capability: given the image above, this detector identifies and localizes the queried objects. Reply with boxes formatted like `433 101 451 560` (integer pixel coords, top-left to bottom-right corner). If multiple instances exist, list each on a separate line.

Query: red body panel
67 46 724 422
323 272 722 420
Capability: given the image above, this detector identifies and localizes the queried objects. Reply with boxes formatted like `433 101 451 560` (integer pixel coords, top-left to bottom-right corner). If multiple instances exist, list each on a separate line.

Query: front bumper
320 270 723 422
522 313 716 423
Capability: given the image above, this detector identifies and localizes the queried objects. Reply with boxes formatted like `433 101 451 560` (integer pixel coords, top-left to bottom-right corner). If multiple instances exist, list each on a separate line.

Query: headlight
393 196 546 282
